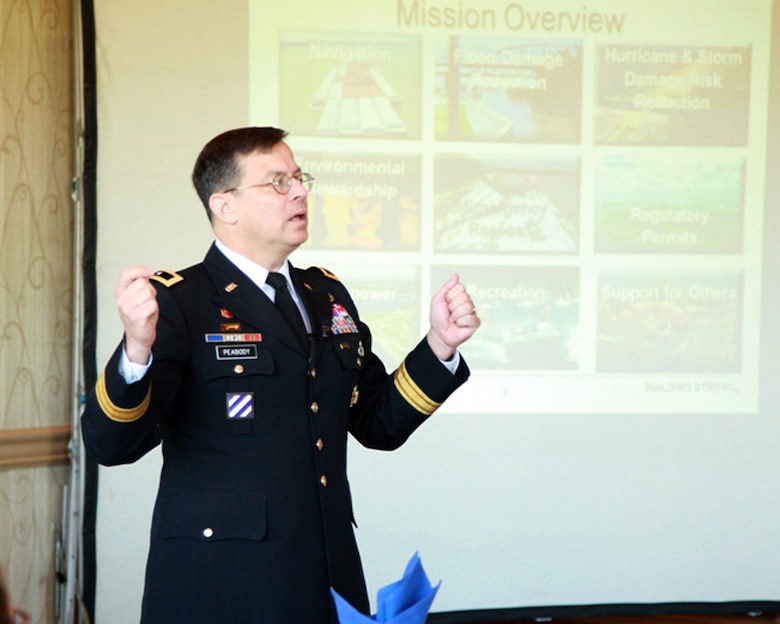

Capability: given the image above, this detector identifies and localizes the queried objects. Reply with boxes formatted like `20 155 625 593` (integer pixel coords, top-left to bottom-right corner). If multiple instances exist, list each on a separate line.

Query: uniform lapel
296 271 333 341
203 244 307 353
296 270 334 369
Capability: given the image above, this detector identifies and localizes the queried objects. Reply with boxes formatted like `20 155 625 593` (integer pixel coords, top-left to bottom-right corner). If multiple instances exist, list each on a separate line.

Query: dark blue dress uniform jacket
81 243 470 624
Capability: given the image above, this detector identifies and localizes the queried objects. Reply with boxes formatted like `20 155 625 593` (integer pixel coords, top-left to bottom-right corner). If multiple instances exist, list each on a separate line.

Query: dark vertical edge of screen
79 0 99 619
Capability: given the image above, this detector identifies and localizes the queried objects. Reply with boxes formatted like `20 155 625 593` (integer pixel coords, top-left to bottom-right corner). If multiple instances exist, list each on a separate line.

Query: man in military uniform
81 126 481 623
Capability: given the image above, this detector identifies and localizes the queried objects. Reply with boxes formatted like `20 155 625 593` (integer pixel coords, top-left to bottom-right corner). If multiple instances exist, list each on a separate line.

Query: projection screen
93 0 780 621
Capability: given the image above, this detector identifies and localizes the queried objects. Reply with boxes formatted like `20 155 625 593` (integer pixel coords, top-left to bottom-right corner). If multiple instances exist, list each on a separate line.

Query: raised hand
115 266 159 364
426 274 481 361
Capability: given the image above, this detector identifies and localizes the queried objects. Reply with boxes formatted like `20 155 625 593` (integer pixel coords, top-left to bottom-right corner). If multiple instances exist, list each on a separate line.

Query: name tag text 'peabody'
216 344 258 360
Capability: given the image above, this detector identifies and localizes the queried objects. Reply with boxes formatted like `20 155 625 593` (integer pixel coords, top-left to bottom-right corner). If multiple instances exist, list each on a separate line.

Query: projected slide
333 265 421 366
434 155 579 253
279 32 422 138
435 36 583 142
432 264 580 371
595 44 752 146
297 152 422 251
250 3 769 415
597 270 743 373
594 153 745 253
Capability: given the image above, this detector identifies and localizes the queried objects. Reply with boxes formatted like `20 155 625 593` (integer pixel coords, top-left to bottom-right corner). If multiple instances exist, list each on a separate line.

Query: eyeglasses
224 172 314 195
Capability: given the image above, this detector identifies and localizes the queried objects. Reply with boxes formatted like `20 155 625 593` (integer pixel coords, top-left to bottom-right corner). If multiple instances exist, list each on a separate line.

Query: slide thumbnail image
435 36 583 143
299 152 421 251
595 45 751 146
337 265 420 366
597 270 743 373
434 155 579 254
595 153 744 254
279 31 422 139
432 265 580 371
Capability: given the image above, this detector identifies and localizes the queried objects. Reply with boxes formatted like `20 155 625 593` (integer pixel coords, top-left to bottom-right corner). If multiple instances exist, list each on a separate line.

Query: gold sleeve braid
95 372 152 423
393 361 442 416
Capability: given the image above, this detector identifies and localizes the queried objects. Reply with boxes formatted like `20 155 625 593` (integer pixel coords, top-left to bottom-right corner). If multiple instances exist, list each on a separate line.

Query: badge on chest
226 392 254 419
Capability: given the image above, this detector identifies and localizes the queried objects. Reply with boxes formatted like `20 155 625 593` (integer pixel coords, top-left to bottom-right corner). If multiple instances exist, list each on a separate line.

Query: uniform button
320 474 328 487
310 402 319 414
203 528 214 538
233 364 244 374
316 438 324 451
356 357 362 367
310 368 317 379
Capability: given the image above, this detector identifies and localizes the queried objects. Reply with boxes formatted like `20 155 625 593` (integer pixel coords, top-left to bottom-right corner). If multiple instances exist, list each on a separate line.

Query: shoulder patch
150 269 184 288
311 266 341 282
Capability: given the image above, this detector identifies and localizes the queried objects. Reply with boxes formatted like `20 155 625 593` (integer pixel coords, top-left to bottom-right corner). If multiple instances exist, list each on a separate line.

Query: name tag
216 344 258 360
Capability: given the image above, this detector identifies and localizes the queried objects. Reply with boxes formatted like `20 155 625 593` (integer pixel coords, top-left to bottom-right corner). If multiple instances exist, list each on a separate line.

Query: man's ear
209 192 237 224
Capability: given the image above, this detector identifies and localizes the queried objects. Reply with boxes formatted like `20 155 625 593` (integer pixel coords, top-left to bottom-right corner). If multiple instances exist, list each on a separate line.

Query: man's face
226 142 310 261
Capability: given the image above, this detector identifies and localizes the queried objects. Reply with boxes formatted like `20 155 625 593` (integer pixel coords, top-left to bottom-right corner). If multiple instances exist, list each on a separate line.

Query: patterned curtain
0 0 75 621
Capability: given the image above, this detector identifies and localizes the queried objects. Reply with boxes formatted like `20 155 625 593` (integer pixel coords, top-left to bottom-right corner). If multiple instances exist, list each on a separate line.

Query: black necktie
266 272 308 346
